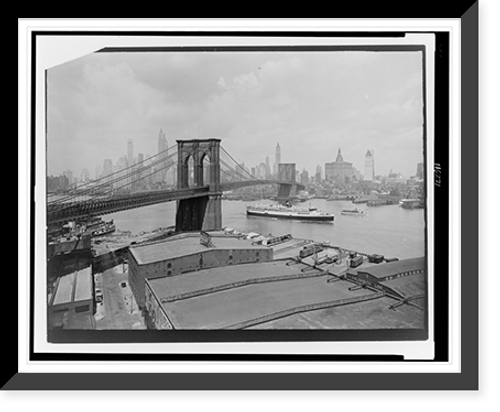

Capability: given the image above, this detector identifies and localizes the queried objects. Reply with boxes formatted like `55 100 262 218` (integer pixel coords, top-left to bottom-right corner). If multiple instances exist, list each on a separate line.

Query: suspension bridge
47 138 304 231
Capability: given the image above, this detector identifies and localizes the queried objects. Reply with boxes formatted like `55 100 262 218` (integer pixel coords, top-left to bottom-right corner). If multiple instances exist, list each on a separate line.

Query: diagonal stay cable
48 143 178 205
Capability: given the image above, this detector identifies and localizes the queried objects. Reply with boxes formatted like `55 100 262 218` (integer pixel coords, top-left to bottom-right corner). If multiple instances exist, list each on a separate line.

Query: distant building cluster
47 133 424 194
249 142 280 180
47 128 177 193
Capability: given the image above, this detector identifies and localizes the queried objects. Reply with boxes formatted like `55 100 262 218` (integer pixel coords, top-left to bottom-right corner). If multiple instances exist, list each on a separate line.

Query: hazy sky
47 49 424 178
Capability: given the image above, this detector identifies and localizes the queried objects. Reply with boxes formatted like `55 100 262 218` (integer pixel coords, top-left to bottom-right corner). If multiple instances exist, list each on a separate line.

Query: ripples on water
106 199 426 259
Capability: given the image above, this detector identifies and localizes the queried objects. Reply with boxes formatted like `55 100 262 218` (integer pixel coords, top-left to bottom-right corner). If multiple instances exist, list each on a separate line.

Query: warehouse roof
51 266 92 306
129 233 267 265
356 257 425 279
147 260 376 329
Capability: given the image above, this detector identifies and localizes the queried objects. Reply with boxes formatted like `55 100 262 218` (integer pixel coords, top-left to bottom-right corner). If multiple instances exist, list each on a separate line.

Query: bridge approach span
47 181 302 225
47 187 211 225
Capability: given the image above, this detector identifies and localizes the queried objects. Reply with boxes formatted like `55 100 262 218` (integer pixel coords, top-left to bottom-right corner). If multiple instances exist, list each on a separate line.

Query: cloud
47 50 425 178
47 58 195 173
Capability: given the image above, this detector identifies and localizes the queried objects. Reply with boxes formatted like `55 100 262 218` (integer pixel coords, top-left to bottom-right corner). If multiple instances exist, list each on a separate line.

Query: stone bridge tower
175 139 222 232
276 163 297 200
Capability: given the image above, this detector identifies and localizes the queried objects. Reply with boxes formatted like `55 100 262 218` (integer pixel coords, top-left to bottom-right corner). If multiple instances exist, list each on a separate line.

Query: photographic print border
9 9 473 388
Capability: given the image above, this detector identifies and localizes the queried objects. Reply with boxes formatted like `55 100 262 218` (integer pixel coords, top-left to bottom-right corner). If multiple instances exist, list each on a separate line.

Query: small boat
340 208 366 216
91 220 116 236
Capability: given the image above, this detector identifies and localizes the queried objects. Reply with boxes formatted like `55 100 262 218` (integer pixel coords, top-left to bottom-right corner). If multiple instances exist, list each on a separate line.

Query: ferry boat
246 203 334 222
340 208 366 216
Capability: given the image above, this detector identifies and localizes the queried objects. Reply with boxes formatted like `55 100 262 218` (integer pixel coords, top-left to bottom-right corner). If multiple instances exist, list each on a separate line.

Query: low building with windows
325 148 361 182
48 266 95 330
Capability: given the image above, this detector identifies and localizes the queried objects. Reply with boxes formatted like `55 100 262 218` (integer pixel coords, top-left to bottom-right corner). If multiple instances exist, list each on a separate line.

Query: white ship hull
246 208 334 222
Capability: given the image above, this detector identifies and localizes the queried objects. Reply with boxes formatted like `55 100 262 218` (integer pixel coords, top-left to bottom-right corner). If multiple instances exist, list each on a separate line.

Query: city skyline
49 132 421 187
47 50 425 178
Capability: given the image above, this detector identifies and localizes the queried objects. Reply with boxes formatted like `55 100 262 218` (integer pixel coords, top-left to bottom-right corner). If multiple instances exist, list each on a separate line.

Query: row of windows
383 269 424 281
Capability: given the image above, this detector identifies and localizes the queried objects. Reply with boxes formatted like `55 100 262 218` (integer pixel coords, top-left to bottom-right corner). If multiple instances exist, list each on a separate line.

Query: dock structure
137 231 427 330
144 260 384 330
48 226 427 332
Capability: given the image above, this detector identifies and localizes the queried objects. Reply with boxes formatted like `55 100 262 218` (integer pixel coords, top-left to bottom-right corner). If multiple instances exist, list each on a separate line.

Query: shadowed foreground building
48 266 95 330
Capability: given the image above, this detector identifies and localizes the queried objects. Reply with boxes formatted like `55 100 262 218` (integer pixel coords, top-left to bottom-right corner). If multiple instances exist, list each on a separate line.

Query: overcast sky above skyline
46 49 425 179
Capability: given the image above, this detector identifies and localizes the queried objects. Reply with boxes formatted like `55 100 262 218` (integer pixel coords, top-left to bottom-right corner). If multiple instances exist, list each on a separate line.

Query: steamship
246 203 334 222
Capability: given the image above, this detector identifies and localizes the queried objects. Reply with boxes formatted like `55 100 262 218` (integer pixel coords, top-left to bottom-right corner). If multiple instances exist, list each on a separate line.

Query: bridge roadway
47 186 212 225
47 179 304 225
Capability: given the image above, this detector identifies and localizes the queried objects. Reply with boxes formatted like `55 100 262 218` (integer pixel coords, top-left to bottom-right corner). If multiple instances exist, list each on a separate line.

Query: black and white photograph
13 12 483 395
43 40 430 337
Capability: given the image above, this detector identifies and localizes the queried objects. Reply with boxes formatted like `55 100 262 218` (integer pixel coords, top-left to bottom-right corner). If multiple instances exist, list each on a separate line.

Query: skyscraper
273 142 281 178
315 164 322 183
265 156 271 178
63 170 74 189
94 162 102 180
158 128 167 155
102 159 113 177
127 139 134 166
364 150 375 181
157 128 168 184
300 168 309 185
102 159 113 188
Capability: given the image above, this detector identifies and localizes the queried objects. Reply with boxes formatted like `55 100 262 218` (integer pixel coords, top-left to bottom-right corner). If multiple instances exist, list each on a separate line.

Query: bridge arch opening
200 152 211 187
185 155 195 188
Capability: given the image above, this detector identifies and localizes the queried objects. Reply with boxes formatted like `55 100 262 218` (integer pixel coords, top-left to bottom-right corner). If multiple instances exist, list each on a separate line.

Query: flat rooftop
129 233 268 265
148 260 377 329
51 266 92 306
356 257 426 279
379 272 427 299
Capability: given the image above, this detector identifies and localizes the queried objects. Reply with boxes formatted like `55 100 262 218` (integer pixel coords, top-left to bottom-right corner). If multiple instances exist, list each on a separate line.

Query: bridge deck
47 179 303 224
47 187 211 224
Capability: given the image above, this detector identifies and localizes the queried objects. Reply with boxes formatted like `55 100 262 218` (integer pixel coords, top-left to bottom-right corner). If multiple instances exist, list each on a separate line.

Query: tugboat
246 202 334 222
91 219 116 236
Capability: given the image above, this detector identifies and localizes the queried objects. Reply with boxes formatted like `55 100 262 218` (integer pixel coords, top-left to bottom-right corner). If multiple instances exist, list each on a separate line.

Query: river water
106 199 426 260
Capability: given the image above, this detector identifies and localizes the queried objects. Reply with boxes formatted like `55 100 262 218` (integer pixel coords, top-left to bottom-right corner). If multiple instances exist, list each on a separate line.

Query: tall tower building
127 139 134 166
273 142 281 178
102 159 113 177
300 168 309 185
63 170 74 189
364 150 375 181
158 128 167 155
102 159 113 188
157 128 168 184
315 164 322 183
